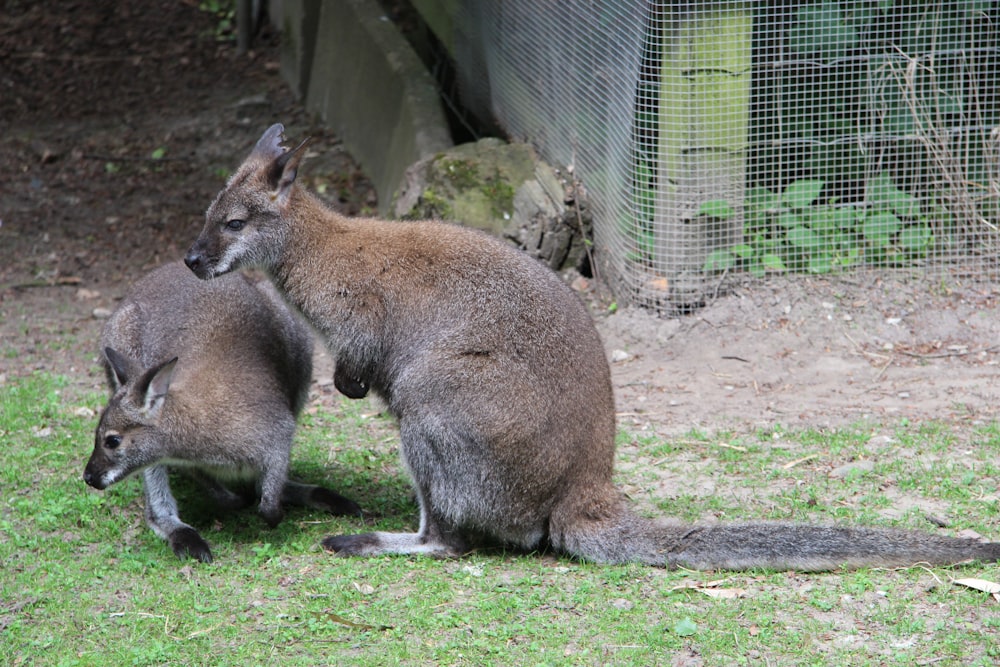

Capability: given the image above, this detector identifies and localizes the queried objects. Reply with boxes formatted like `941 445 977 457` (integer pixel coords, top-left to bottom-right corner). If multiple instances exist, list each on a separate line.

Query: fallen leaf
954 577 1000 601
353 581 375 595
646 276 670 292
673 617 697 636
314 611 392 632
700 587 747 599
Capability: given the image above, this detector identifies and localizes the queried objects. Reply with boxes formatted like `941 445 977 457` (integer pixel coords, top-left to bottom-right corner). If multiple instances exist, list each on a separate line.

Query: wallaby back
184 124 1000 571
84 261 359 562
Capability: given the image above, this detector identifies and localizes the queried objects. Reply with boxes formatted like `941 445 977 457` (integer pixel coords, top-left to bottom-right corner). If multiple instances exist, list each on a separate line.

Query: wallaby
84 261 361 563
184 124 1000 571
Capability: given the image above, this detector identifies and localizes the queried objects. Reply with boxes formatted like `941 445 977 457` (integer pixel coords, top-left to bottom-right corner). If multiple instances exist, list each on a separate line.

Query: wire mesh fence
452 1 1000 311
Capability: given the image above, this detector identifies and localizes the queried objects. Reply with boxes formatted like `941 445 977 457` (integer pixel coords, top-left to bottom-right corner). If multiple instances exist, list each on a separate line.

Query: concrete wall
274 0 452 215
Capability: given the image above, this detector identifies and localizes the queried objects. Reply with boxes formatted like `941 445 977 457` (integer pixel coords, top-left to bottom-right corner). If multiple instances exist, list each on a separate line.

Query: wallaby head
84 348 177 490
185 123 310 279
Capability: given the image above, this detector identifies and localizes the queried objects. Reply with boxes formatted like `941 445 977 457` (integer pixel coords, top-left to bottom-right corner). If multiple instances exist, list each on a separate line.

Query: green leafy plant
704 172 937 276
198 0 235 41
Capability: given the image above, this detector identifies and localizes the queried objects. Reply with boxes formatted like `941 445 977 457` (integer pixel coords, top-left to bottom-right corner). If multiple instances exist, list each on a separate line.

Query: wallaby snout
82 464 105 490
183 250 205 276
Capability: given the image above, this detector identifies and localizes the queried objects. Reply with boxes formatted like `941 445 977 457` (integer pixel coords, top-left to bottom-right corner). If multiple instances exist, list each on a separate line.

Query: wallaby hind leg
143 466 214 563
281 480 362 516
322 484 466 558
186 469 255 510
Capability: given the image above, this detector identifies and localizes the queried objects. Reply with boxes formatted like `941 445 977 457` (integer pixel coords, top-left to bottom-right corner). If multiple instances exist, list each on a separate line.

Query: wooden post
655 2 752 304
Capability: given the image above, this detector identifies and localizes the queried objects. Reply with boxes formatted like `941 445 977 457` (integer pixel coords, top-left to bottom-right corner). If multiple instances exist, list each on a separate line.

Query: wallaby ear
136 357 179 416
251 123 286 162
268 137 312 204
104 347 138 390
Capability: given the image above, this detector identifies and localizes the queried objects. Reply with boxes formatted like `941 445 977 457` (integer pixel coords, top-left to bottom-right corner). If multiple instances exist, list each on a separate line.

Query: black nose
184 252 201 272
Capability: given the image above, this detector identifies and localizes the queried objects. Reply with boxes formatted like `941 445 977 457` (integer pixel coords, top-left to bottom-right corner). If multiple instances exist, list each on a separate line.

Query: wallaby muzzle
183 244 215 279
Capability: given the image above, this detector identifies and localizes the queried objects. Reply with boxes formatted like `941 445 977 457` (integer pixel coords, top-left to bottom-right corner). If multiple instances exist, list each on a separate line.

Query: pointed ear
251 123 286 162
104 347 138 390
268 137 312 204
136 357 178 416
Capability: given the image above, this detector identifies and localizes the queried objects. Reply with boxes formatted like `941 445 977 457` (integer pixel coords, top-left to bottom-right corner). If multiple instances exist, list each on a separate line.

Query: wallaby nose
183 252 202 273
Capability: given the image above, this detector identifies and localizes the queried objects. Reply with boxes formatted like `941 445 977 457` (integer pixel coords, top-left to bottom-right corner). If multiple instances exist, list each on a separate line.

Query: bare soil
2 0 999 441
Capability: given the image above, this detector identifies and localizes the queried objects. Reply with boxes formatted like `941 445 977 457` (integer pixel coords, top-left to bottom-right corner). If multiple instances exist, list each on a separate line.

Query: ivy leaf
673 617 698 637
762 253 787 272
899 224 932 251
862 211 901 247
746 187 781 212
786 225 823 250
808 253 834 274
703 249 735 272
781 179 825 209
696 200 734 220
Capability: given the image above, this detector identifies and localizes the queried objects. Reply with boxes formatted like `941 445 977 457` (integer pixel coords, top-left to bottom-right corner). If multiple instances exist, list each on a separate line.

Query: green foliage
704 172 938 276
748 1 999 240
198 0 236 41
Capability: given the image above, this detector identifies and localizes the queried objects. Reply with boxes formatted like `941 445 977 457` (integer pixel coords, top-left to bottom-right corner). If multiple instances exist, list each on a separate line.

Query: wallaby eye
104 434 123 450
225 219 246 231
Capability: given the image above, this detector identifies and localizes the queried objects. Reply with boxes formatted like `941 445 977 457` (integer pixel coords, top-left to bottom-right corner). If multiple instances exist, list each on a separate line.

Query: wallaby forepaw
333 367 369 399
260 506 285 529
322 533 383 556
170 527 213 563
310 487 362 516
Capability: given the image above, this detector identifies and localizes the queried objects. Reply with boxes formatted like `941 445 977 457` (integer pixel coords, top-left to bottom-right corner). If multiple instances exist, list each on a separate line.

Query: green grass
2 373 998 666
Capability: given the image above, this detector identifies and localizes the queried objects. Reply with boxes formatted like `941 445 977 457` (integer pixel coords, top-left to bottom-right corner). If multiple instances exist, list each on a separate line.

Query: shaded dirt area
0 0 374 395
2 0 999 442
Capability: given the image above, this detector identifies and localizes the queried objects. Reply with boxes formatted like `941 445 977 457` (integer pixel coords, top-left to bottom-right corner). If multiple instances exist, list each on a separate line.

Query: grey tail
551 500 1000 571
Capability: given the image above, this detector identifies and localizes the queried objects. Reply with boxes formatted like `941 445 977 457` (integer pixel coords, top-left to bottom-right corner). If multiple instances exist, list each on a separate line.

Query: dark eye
225 219 245 231
104 434 122 449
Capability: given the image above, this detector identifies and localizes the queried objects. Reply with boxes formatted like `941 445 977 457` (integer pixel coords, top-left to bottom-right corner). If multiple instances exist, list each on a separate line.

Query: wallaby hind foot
283 481 362 517
322 499 466 559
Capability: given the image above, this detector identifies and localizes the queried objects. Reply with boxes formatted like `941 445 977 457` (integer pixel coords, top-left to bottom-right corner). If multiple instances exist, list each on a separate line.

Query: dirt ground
2 0 999 442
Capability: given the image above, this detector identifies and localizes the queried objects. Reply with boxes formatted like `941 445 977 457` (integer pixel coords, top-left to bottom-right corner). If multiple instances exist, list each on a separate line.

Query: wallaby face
186 125 306 280
85 261 361 563
84 352 177 491
185 124 1000 571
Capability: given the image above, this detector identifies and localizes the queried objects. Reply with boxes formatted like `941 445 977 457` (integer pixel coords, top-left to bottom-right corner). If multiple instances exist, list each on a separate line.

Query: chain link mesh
452 1 1000 310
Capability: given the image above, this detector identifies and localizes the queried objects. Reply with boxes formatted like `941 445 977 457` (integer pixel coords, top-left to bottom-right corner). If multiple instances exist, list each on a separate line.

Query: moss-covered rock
393 138 592 271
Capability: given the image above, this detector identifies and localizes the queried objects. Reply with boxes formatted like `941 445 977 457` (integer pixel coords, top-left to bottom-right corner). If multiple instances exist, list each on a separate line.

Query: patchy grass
2 373 998 666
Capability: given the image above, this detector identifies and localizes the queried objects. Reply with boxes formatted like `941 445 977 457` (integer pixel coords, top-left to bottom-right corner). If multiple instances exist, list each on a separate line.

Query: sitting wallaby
84 261 361 563
184 124 1000 571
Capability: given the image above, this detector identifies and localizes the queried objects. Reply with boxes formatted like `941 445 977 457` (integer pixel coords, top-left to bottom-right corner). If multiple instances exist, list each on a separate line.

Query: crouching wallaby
184 124 1000 571
84 261 361 563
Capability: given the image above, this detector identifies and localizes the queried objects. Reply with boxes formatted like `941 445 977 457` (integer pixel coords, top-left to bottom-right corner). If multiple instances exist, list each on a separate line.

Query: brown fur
183 124 1000 570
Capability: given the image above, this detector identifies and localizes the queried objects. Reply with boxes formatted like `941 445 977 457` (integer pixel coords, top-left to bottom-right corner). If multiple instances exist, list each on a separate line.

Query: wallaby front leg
142 466 213 563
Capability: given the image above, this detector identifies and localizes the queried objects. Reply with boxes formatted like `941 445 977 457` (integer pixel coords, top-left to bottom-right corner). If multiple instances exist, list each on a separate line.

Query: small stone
610 349 631 363
829 460 875 479
92 307 113 319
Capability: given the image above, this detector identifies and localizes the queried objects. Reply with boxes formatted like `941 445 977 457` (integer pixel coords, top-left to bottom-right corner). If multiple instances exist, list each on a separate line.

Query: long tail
551 501 1000 571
